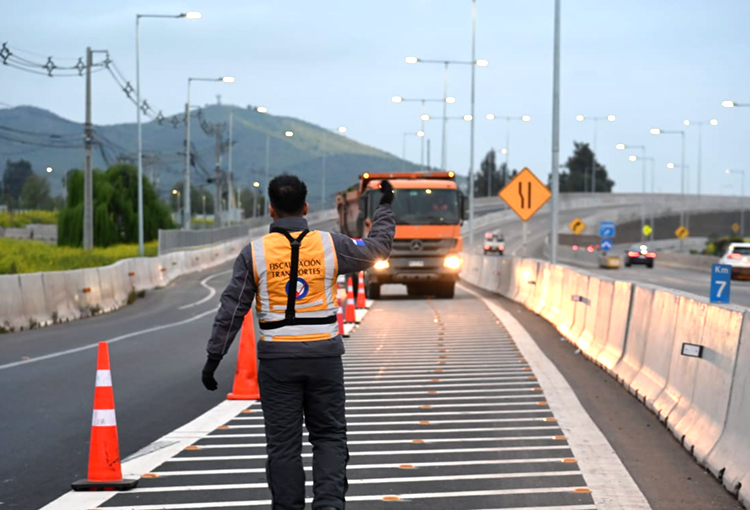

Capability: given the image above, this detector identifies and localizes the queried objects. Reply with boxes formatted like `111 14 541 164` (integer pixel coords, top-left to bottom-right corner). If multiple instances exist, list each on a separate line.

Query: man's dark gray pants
259 356 348 510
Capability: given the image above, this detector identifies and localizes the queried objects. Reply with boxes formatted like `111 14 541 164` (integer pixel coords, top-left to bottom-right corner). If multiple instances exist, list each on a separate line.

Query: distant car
624 244 656 268
483 232 505 256
719 242 750 280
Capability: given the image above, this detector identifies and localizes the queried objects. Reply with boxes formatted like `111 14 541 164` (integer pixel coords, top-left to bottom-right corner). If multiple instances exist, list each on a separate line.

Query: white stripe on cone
92 409 117 427
95 370 112 387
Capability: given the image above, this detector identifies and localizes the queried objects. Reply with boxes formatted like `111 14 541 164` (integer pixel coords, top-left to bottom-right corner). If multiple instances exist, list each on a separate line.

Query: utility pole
214 128 223 227
321 136 327 210
227 111 235 221
265 135 270 218
550 0 562 264
83 47 94 250
427 139 431 169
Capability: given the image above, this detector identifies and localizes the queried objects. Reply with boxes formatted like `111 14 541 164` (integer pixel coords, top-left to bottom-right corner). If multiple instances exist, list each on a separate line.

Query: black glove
202 358 220 391
379 180 394 205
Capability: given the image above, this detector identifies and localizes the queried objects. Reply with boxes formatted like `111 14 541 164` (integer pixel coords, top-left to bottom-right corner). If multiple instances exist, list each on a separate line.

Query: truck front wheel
366 282 381 300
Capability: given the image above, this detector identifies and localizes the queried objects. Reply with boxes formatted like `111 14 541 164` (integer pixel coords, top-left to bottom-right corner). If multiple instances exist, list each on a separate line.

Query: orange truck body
336 172 466 298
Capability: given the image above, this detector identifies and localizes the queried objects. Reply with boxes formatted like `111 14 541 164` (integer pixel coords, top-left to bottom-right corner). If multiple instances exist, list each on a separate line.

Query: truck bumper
368 260 460 285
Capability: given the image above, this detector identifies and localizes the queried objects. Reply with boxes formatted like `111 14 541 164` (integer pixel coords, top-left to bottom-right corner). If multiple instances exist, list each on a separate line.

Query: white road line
344 372 529 381
200 426 558 441
347 395 543 403
130 471 583 493
343 381 537 390
98 487 592 509
468 507 597 510
0 308 218 372
219 417 551 429
345 388 540 397
232 409 551 420
150 457 575 476
345 401 548 410
168 444 572 462
189 433 562 449
177 270 231 310
459 283 652 510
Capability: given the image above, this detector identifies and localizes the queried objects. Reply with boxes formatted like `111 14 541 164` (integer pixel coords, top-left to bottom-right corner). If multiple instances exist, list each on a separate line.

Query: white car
719 242 750 280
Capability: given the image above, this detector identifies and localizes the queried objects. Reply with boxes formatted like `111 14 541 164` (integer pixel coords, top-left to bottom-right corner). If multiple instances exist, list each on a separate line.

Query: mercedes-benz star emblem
410 240 423 252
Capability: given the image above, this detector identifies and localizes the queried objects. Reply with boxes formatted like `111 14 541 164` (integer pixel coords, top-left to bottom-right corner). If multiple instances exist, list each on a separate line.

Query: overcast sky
2 0 748 195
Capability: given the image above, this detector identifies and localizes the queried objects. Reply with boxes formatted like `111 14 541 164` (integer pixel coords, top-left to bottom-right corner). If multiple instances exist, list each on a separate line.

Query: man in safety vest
202 174 395 510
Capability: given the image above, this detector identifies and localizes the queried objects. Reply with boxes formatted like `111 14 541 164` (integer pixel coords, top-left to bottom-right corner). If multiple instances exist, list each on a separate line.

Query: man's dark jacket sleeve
206 245 256 361
332 203 396 274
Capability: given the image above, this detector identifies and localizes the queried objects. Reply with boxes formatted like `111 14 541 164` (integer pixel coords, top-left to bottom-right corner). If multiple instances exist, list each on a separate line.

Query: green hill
0 105 422 208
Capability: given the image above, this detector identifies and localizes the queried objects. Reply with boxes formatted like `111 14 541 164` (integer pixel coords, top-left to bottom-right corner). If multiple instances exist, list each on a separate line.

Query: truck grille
392 238 457 256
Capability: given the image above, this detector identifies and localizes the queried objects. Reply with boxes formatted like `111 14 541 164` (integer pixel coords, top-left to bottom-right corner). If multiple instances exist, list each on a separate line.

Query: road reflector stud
554 435 567 440
420 405 432 409
82 287 91 294
434 369 444 373
544 417 557 422
398 464 415 469
411 439 425 444
128 272 135 277
160 267 167 272
562 458 577 463
383 496 401 501
533 387 543 391
430 379 441 383
439 355 447 359
217 425 230 430
574 488 592 494
527 376 537 379
427 391 437 395
185 445 200 450
21 356 30 361
537 401 549 405
522 367 532 371
241 409 255 414
438 361 446 365
419 421 431 425
141 473 159 479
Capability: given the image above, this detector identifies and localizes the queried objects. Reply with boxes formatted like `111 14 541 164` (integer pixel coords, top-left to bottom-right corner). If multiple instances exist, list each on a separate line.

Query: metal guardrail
158 209 339 255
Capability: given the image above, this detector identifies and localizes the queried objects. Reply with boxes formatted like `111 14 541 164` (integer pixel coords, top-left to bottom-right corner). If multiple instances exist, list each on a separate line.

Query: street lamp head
182 11 202 19
221 76 235 83
683 120 690 126
46 166 53 173
667 162 675 169
172 189 179 195
576 114 585 122
486 113 495 120
650 128 662 135
416 130 425 138
391 96 403 104
710 119 719 126
338 126 347 133
607 114 616 122
726 169 732 174
521 115 531 122
463 114 473 122
256 106 268 114
253 181 261 188
500 148 508 155
445 96 456 104
405 56 419 64
284 131 294 137
628 155 637 162
475 59 489 67
722 100 736 108
615 143 626 150
420 114 431 121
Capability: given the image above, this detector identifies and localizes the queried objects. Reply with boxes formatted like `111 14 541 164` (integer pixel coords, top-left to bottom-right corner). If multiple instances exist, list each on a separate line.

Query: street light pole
683 119 718 197
469 0 477 246
576 114 616 192
485 114 531 190
550 0 561 264
136 11 201 254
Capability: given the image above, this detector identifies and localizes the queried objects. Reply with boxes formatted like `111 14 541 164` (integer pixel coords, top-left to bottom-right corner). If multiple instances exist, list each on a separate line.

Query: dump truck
336 171 467 299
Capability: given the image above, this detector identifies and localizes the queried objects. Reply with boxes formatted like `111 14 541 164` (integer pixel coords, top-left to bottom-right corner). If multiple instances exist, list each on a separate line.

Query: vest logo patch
352 238 365 246
285 277 310 300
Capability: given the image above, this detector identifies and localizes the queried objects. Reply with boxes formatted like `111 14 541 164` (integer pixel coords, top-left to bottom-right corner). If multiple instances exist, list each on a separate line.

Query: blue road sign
600 239 613 252
599 221 616 239
710 264 731 304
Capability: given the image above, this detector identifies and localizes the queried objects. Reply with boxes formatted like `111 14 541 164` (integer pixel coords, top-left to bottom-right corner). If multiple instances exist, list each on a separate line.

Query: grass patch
0 210 58 228
0 238 158 274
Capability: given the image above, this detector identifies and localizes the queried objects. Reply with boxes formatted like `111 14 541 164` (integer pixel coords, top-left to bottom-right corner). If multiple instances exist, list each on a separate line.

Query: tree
558 142 614 192
474 149 503 197
240 187 265 219
3 159 33 208
20 174 54 210
58 164 174 247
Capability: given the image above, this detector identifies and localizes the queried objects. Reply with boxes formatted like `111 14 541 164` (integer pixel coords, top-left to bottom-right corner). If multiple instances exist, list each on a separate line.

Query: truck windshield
389 188 460 225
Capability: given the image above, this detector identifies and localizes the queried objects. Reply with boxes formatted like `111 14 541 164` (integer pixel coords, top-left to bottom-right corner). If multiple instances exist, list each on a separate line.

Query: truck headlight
443 255 462 270
373 260 390 270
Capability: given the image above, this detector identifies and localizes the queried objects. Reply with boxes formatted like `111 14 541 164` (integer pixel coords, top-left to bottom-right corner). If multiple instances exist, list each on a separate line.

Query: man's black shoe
315 507 341 510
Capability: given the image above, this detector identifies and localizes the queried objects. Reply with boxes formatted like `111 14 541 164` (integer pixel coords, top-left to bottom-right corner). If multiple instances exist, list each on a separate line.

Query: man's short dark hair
268 174 307 216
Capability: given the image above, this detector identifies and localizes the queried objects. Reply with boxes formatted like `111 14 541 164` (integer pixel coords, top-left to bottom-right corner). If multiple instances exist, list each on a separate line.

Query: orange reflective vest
251 229 339 341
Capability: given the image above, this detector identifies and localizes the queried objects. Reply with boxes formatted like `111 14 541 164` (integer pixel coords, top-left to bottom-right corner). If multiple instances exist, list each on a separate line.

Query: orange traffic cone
72 342 138 491
345 277 357 323
336 284 346 337
227 311 261 400
356 271 367 309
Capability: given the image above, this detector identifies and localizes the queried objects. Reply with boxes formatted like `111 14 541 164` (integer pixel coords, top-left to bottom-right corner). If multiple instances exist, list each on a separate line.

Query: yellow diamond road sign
498 167 552 222
568 218 586 235
675 226 690 239
732 223 741 233
643 224 653 237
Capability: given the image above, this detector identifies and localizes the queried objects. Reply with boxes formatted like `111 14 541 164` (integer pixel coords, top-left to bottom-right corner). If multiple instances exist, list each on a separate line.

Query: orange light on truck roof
448 171 455 178
363 172 370 179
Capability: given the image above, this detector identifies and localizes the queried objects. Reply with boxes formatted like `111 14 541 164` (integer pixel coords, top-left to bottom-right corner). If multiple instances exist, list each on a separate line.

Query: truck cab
337 172 467 299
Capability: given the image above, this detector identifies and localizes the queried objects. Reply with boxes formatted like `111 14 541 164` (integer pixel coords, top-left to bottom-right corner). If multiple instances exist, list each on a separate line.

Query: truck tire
366 282 381 300
436 282 455 299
